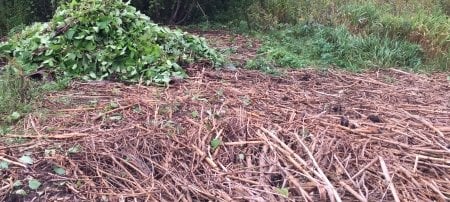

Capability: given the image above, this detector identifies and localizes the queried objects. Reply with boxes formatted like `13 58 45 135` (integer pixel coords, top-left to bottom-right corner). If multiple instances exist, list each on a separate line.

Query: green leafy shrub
0 0 223 85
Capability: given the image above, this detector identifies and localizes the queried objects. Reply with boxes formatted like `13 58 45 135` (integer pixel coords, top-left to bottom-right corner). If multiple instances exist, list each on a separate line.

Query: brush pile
0 0 222 85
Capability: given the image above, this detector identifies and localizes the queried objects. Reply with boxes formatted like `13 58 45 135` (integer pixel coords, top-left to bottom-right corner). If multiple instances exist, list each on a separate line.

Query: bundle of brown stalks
1 64 449 201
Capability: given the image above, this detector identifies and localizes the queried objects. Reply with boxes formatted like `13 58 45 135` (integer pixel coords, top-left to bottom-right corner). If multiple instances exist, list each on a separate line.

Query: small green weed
276 187 289 198
28 179 41 190
210 137 221 150
108 101 120 110
0 161 9 170
0 126 11 135
53 166 66 176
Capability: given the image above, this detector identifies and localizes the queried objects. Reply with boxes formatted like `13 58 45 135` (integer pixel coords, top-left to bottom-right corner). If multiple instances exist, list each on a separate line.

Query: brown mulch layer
1 67 449 201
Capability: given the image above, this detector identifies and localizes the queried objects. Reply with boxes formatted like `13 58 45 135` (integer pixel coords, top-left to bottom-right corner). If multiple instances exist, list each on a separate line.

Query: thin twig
0 156 27 168
339 181 368 202
379 157 400 202
92 104 135 120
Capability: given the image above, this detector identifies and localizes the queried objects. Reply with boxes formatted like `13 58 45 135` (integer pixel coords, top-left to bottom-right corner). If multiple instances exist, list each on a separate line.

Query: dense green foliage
240 0 449 71
0 0 222 85
248 24 424 71
340 2 449 64
0 0 58 36
0 0 232 35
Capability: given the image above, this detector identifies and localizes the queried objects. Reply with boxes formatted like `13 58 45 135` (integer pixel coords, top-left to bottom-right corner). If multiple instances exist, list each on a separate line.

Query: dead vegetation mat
0 65 449 201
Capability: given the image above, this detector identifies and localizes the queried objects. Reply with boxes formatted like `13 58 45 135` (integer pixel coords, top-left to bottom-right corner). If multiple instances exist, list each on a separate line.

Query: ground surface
1 32 449 201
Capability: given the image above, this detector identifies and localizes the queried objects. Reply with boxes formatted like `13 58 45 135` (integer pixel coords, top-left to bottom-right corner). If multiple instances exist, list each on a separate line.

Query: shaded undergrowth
0 56 68 127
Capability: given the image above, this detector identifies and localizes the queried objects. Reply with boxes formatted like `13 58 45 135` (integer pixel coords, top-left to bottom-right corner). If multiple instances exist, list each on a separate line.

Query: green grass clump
0 0 223 85
221 0 446 72
249 24 424 71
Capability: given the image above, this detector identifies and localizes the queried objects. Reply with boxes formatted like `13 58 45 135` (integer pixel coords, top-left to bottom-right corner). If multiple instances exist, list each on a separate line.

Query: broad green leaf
97 21 109 30
74 35 85 40
66 29 76 40
43 58 55 67
160 76 171 84
89 72 97 79
85 42 96 51
0 161 9 170
0 43 13 52
53 166 66 175
28 179 41 190
276 187 289 198
19 155 33 165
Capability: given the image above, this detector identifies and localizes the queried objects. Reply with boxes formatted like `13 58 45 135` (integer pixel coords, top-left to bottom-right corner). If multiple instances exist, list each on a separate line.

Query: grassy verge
247 24 425 72
207 1 450 73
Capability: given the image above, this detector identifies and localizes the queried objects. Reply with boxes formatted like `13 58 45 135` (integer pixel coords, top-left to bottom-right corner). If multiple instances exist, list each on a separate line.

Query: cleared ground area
0 33 449 201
